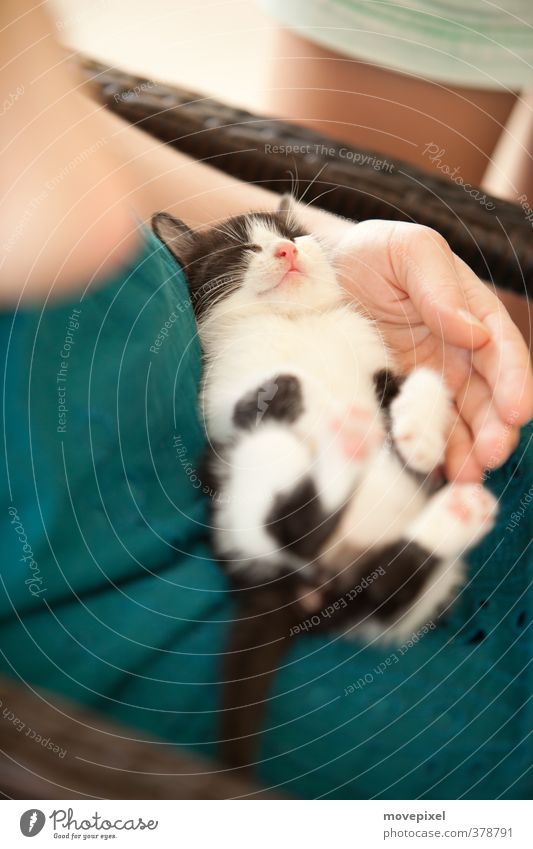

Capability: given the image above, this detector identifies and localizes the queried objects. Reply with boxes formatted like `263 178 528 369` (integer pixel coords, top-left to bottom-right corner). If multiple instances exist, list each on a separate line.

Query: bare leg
0 1 138 300
483 91 533 202
263 26 517 186
0 3 343 304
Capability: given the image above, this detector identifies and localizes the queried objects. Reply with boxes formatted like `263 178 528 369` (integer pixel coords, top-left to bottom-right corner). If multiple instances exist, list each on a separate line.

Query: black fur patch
160 212 307 321
373 368 404 413
321 540 440 628
233 374 304 428
362 540 439 621
267 477 342 560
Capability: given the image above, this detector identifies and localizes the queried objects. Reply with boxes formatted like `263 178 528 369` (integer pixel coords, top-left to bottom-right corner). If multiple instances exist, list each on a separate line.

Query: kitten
153 199 496 632
153 198 497 766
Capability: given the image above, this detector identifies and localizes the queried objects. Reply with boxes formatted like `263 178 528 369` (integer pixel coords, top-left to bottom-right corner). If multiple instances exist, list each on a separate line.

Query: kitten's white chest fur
201 306 390 444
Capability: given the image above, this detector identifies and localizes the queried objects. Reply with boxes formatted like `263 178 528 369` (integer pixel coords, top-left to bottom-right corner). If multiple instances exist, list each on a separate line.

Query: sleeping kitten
153 199 497 639
153 199 497 768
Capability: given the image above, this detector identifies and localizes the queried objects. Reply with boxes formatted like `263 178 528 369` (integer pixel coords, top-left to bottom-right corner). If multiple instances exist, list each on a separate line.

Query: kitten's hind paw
408 483 498 559
330 405 385 463
313 405 384 512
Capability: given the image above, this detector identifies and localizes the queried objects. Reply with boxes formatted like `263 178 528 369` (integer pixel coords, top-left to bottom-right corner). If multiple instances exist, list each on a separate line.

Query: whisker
298 161 329 206
303 185 337 209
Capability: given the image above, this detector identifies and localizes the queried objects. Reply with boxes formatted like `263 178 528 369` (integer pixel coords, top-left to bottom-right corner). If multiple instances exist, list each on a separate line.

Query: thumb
394 226 491 349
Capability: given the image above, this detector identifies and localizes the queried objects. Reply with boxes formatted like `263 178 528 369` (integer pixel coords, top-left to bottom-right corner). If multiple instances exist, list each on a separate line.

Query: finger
391 224 490 349
473 309 533 426
454 258 533 426
455 372 520 470
445 410 484 482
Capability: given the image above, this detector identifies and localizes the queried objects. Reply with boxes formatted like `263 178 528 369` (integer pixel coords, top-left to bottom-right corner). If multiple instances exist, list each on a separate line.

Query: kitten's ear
152 212 196 265
277 193 299 226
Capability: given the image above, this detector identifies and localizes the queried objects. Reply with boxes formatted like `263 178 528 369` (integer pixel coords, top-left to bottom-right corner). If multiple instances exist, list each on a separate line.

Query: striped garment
258 0 533 89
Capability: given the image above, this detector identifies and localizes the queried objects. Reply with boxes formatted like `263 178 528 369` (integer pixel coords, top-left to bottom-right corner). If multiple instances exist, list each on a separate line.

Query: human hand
333 220 533 481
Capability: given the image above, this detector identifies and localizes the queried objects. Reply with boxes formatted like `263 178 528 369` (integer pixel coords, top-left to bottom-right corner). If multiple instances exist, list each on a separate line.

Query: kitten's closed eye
243 243 262 252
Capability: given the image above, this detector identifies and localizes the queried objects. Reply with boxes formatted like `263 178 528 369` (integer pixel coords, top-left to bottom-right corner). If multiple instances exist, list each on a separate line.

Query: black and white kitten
153 199 497 769
153 199 497 640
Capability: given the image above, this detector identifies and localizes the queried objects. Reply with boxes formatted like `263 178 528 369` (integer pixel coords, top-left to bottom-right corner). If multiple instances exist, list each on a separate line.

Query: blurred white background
52 0 274 110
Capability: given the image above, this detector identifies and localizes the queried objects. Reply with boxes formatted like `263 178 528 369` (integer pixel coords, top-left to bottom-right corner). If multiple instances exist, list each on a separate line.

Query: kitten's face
152 209 343 322
228 216 340 313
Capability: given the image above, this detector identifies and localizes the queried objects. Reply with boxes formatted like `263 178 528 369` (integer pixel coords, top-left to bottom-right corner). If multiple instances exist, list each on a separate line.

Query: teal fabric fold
1 229 531 797
0 230 232 756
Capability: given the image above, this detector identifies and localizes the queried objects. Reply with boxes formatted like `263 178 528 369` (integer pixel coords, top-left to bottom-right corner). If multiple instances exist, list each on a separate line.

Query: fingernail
457 310 490 334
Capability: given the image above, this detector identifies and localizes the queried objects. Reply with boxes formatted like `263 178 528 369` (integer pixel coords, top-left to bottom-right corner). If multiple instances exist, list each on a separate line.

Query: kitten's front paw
410 483 498 558
391 368 451 473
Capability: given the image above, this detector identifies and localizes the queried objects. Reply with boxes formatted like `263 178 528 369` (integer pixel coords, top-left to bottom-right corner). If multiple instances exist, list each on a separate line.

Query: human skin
262 25 518 186
261 24 533 347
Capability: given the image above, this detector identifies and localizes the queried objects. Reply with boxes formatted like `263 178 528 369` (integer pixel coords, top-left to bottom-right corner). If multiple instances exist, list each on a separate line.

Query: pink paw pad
475 489 497 522
447 492 473 524
444 486 496 528
330 407 383 461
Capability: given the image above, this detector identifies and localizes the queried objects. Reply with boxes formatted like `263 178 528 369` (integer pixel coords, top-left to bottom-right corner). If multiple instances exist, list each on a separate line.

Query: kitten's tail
218 582 304 773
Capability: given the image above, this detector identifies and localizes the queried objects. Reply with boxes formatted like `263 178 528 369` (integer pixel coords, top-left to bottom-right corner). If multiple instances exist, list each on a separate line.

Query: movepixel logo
20 809 46 837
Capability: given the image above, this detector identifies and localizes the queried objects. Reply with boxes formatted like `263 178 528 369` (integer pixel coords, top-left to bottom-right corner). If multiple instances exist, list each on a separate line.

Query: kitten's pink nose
275 241 298 263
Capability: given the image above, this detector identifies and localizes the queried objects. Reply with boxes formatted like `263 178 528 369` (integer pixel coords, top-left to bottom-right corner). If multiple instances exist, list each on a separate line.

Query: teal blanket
1 230 531 798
